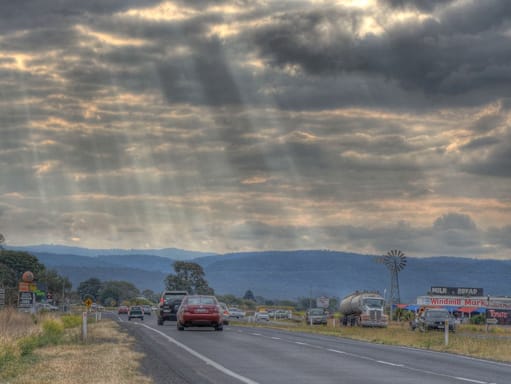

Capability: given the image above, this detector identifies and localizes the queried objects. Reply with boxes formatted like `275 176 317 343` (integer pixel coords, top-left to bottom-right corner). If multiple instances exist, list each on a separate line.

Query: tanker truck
340 291 388 327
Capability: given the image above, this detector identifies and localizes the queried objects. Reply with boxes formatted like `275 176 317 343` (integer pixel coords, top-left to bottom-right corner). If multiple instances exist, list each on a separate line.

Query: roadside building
413 286 511 325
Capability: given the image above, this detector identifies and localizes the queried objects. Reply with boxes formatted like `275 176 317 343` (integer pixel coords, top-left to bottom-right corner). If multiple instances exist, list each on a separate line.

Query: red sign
19 282 30 292
19 282 37 292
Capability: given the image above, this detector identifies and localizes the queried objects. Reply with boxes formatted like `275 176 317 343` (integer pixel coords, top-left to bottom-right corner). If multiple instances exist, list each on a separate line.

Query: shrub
61 314 82 329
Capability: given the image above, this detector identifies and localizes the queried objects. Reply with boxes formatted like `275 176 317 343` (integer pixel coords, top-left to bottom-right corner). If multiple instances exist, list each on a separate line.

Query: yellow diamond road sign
84 298 93 308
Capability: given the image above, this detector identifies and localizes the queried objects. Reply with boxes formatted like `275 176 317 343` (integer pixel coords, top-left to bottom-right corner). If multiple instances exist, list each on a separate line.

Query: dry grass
1 308 153 384
7 319 153 384
0 308 40 343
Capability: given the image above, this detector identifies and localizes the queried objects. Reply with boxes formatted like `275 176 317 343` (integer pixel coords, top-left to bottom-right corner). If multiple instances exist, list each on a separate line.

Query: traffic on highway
113 307 511 384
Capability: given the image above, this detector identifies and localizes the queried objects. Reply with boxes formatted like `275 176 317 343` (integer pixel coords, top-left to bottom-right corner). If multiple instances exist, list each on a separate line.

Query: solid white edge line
140 324 260 384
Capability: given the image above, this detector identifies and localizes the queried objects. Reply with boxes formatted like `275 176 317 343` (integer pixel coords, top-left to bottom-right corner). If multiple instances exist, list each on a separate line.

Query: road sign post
82 311 88 341
444 319 449 346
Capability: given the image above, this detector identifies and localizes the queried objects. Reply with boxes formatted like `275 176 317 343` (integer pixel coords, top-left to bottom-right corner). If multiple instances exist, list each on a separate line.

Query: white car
255 311 270 321
228 307 246 319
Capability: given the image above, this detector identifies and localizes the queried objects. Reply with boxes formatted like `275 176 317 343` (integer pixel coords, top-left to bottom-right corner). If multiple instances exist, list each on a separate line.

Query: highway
111 313 510 384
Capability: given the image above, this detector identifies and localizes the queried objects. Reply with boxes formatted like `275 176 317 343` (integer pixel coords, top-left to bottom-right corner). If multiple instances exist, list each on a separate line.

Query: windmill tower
384 249 407 306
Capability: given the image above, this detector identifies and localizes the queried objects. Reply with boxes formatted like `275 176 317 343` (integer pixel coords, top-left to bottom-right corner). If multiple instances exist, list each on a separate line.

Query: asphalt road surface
111 312 510 384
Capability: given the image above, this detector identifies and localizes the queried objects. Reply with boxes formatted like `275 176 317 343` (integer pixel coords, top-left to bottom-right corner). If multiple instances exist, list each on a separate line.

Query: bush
471 314 486 325
61 314 82 329
41 319 64 343
17 318 65 356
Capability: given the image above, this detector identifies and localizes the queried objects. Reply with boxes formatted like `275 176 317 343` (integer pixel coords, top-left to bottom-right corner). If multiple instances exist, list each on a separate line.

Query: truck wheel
215 325 223 331
157 318 163 326
177 322 185 331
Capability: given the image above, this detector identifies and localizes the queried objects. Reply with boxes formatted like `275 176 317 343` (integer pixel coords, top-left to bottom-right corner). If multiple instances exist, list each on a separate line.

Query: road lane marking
271 337 281 340
327 349 346 354
140 324 260 384
454 378 489 384
377 360 404 367
295 342 309 346
251 333 262 336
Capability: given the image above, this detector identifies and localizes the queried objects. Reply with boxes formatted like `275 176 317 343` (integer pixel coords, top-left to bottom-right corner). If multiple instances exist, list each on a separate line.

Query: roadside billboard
316 296 330 308
18 291 35 312
487 309 511 326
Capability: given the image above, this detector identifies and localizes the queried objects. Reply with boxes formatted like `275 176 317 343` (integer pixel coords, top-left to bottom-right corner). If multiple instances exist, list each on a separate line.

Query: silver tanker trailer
340 291 388 327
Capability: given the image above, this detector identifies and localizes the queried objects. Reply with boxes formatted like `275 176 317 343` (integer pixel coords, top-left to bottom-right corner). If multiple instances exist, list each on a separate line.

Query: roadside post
486 318 498 332
82 298 93 341
82 311 88 341
444 319 449 346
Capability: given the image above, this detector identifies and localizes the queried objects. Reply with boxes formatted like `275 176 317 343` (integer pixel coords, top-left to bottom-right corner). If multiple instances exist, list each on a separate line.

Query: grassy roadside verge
237 320 511 363
0 308 153 384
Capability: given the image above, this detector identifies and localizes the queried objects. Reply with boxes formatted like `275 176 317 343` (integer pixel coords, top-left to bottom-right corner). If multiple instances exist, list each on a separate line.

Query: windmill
376 249 407 321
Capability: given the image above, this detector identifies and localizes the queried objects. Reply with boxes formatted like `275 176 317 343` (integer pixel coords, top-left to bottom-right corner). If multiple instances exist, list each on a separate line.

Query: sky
0 0 510 258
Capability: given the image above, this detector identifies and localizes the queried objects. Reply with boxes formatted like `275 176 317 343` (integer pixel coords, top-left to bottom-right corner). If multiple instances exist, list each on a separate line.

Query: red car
117 305 129 314
176 295 223 331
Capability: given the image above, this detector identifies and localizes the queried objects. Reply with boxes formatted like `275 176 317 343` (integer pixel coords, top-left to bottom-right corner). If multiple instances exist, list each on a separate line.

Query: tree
0 250 45 284
243 289 255 301
142 289 159 303
0 249 46 306
38 269 72 304
77 278 103 301
99 280 140 306
165 261 214 295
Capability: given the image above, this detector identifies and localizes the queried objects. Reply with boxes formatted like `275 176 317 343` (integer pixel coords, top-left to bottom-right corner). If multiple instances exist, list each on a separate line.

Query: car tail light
159 297 164 305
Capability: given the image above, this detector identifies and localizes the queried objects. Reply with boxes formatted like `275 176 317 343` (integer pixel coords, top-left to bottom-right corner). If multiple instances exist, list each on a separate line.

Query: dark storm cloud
487 226 511 248
0 27 80 52
462 141 511 177
251 1 511 105
433 213 477 231
379 0 456 11
229 212 494 257
0 0 163 32
1 0 510 255
460 136 499 151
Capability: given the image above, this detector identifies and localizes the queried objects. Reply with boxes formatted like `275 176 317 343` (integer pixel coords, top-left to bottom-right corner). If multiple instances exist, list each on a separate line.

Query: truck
340 291 388 327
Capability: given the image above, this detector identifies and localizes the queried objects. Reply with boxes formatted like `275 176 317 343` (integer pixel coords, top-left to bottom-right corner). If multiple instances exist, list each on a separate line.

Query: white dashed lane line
236 328 500 384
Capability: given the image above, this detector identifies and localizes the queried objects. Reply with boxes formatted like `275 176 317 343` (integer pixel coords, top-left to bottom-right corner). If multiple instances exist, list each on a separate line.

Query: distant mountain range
7 244 215 259
7 246 511 302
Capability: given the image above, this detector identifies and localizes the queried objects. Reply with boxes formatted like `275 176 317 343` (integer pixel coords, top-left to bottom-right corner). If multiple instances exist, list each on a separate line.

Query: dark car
128 306 144 321
157 290 188 325
412 308 455 332
176 295 223 331
305 308 328 325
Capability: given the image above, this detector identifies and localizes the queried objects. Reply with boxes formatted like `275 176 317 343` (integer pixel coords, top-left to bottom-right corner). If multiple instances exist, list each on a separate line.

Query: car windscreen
310 309 324 315
425 311 449 319
364 299 384 308
164 294 186 301
187 297 216 305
